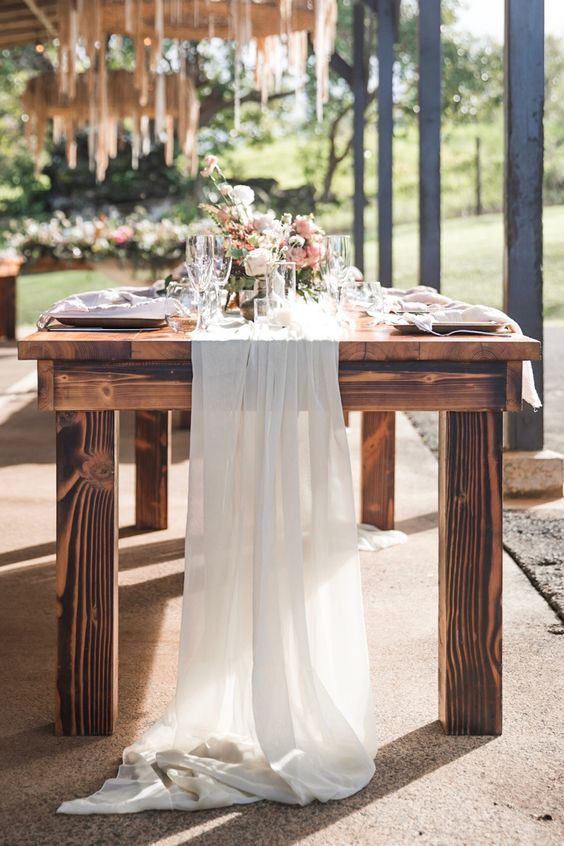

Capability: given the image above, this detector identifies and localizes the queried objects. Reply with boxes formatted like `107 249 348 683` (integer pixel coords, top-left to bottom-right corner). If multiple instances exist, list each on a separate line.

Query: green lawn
17 270 119 327
17 205 564 326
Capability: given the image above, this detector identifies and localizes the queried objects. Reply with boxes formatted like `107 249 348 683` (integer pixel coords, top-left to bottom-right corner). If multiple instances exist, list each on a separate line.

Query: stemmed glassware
184 235 215 330
320 235 352 320
366 279 386 325
210 235 232 320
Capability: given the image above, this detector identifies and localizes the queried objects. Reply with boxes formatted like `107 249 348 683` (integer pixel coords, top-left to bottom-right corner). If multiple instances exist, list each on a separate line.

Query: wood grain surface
438 411 503 735
46 360 515 412
135 410 170 530
361 412 395 529
56 410 118 735
18 324 541 362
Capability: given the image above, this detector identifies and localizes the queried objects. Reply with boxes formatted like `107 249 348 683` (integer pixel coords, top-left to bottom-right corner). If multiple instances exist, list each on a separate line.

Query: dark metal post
377 0 394 286
418 0 441 289
353 0 366 272
475 136 482 216
504 0 544 450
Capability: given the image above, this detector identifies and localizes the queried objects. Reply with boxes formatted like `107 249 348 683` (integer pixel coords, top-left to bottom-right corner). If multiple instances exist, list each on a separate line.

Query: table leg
361 411 395 530
0 275 16 340
439 411 503 735
56 411 119 735
135 410 170 530
174 410 192 430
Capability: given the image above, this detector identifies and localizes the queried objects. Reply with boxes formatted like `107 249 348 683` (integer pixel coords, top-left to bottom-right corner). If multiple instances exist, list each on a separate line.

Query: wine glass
210 235 232 320
366 279 385 325
320 235 351 319
184 235 214 330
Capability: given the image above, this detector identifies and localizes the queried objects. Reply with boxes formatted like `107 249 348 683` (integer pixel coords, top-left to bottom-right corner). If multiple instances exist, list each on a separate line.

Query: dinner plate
56 315 166 328
393 321 512 335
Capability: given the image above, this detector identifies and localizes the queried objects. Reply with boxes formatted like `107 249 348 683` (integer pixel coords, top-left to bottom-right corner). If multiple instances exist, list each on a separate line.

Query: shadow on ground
0 400 189 466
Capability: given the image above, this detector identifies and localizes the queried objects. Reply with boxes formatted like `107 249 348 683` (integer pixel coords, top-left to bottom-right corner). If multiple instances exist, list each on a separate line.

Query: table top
18 324 541 364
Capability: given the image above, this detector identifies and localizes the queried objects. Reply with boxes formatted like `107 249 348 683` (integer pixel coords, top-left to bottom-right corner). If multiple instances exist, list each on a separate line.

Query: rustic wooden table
18 325 540 739
0 257 24 341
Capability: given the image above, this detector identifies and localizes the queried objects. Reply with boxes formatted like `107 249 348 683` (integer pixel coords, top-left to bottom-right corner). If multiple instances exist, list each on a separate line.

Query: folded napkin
37 284 166 329
389 297 541 409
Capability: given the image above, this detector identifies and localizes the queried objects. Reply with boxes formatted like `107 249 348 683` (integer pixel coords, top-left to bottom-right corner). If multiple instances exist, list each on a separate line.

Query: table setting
19 159 540 815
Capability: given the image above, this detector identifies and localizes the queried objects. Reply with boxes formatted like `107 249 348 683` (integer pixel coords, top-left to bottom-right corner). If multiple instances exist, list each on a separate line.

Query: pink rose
294 216 316 239
201 154 219 177
286 245 307 266
110 225 134 245
305 243 321 268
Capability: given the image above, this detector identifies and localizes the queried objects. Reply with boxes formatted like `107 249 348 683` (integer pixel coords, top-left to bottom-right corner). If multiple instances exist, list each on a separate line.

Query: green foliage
0 46 51 216
396 0 503 122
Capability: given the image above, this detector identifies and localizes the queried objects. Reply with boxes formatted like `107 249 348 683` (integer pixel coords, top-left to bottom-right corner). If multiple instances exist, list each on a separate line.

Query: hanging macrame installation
22 0 336 180
22 68 200 180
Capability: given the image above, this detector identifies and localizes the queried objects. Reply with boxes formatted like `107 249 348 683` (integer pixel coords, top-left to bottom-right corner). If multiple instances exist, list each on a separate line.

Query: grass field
17 205 564 326
225 118 506 226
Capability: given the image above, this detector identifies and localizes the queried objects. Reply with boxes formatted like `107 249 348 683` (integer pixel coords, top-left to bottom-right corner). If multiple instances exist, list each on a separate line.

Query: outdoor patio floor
0 348 562 846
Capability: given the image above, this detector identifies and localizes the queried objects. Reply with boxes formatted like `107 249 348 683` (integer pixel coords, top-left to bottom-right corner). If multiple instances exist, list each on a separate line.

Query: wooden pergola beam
21 0 57 38
0 0 316 47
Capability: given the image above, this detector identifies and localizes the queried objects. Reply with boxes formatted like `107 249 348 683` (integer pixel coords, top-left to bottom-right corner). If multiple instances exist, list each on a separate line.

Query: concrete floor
0 359 563 845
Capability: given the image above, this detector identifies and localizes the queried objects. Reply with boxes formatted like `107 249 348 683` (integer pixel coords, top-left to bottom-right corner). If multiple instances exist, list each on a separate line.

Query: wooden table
0 257 24 340
18 325 540 738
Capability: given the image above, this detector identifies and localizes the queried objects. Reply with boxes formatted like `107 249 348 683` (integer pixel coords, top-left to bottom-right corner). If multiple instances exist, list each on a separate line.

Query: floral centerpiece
199 155 324 301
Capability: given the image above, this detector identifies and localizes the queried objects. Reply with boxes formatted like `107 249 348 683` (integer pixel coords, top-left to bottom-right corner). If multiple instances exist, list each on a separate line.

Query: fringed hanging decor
22 69 200 180
23 0 337 180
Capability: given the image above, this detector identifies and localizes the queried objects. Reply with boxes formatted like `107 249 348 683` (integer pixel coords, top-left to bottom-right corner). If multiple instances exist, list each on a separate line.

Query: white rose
232 185 255 207
253 211 276 232
244 247 271 276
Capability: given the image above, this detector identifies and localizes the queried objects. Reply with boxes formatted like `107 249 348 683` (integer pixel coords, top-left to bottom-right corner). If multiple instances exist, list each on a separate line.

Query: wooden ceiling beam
0 0 316 47
21 0 57 37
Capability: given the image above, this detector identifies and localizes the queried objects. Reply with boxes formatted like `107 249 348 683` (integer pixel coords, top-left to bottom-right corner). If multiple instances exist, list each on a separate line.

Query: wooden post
439 411 503 736
361 411 395 530
135 410 170 530
504 0 544 451
0 275 17 340
418 0 441 289
377 0 394 286
353 0 366 272
56 411 119 735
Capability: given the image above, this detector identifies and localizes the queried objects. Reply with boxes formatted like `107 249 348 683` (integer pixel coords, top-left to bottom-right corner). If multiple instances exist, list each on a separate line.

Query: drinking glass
367 279 385 325
184 235 213 329
267 261 296 326
320 235 351 319
267 261 297 302
253 297 269 324
211 235 232 319
165 281 199 334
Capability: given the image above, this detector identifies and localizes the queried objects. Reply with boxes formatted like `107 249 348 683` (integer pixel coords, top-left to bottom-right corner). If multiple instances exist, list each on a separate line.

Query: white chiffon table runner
58 311 378 814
